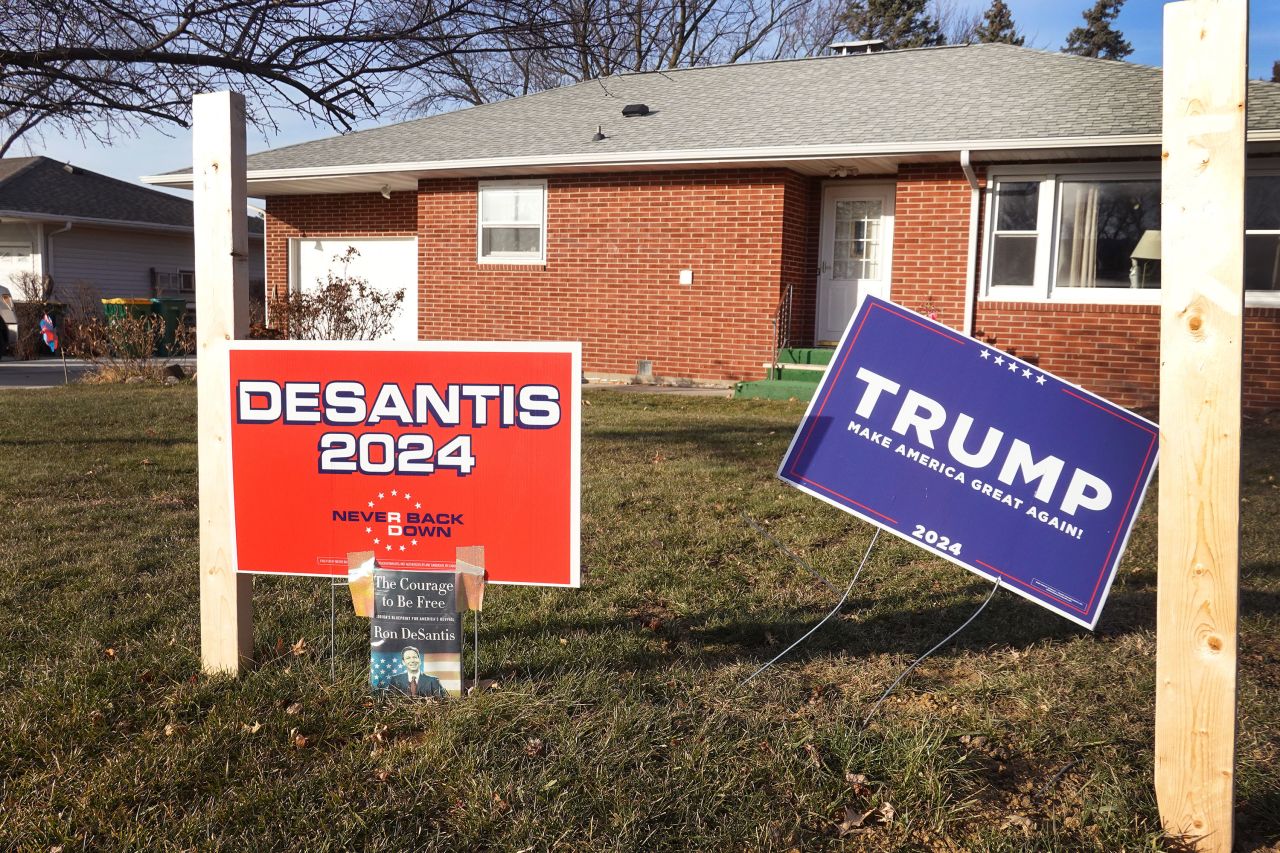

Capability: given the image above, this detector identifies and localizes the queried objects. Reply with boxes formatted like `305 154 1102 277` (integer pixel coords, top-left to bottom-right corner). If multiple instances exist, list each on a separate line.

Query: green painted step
775 347 835 366
770 365 826 383
733 379 817 402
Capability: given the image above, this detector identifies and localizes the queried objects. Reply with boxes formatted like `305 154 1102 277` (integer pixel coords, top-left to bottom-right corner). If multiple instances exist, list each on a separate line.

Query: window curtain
1063 184 1099 288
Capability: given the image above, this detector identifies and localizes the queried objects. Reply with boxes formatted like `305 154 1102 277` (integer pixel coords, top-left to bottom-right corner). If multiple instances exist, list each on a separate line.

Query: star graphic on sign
1036 375 1047 385
980 349 990 359
373 537 380 544
385 544 392 551
1022 368 1033 378
411 539 419 546
365 526 372 533
993 355 1004 365
367 501 374 508
415 502 422 509
1006 361 1018 373
404 493 412 500
399 545 406 552
391 489 397 496
378 492 385 499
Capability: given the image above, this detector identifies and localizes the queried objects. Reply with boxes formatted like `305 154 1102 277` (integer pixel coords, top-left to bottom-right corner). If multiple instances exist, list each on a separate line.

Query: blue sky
14 0 1280 196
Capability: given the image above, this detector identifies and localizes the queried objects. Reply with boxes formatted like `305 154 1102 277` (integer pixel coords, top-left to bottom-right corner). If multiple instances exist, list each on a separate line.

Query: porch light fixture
380 185 391 200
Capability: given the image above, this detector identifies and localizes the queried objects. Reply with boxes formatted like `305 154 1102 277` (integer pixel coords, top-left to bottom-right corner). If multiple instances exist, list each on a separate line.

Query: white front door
816 184 894 344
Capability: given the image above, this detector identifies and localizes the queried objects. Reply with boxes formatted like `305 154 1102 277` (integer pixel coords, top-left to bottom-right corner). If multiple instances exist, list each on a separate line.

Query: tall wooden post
194 92 254 674
1156 2 1246 849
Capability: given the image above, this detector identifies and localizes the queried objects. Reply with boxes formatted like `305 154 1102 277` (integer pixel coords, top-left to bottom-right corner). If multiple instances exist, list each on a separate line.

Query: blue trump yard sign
778 296 1158 630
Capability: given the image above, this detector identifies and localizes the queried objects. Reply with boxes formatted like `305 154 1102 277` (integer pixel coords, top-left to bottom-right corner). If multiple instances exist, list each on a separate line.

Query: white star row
978 348 1047 385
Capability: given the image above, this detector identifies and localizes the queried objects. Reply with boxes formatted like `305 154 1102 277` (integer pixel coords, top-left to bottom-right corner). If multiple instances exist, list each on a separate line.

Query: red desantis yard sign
226 341 581 586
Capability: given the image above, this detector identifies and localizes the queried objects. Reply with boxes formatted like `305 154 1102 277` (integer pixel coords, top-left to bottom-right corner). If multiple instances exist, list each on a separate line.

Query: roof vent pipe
829 39 886 55
592 125 607 142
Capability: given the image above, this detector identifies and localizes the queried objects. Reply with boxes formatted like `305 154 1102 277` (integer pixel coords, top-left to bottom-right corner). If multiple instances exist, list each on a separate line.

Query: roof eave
0 210 265 237
141 130 1280 193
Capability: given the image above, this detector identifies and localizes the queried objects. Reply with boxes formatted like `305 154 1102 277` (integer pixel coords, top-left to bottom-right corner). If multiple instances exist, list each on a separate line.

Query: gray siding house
0 156 264 308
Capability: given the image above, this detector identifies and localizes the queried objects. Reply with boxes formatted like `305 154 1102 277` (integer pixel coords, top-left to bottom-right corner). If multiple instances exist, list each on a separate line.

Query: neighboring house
146 43 1280 410
0 156 265 312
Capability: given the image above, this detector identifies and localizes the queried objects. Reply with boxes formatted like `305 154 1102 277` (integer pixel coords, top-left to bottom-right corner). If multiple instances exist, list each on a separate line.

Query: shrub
267 247 404 340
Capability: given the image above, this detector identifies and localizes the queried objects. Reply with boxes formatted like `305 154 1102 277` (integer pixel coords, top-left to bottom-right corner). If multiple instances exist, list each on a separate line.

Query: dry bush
267 247 404 340
8 272 63 360
69 309 194 383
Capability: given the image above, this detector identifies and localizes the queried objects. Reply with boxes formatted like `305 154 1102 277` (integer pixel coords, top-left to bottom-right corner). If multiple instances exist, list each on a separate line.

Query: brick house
147 43 1280 410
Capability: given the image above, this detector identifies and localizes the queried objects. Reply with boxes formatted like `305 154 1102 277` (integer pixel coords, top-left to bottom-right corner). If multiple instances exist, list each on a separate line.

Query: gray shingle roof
1 156 263 232
241 43 1280 173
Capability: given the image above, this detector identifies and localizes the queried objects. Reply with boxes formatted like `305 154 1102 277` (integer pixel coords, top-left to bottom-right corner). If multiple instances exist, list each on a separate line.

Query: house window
1246 175 1280 292
478 180 546 263
988 182 1040 288
179 269 195 293
982 166 1280 305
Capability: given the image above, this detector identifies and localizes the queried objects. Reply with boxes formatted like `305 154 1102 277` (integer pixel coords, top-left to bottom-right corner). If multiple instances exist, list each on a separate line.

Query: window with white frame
478 180 546 263
982 166 1280 304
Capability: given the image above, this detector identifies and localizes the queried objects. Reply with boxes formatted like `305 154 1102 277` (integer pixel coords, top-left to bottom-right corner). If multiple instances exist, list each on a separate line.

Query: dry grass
0 385 1277 851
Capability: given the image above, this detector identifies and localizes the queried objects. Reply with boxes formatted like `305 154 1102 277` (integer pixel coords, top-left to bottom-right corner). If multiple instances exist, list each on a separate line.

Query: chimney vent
829 39 886 56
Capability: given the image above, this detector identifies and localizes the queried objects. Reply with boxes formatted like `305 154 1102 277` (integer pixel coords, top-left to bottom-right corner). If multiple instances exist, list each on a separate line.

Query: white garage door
289 237 418 343
0 243 34 291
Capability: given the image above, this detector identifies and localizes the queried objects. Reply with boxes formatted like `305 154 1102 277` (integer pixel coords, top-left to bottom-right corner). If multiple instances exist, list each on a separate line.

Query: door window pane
832 198 882 279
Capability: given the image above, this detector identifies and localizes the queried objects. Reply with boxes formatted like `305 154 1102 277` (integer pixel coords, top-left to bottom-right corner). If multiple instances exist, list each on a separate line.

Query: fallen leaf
292 731 309 748
285 702 302 716
373 769 390 782
525 737 546 757
138 670 154 684
140 458 153 466
836 805 866 836
844 772 872 799
242 721 262 734
104 647 117 659
558 637 568 645
803 743 822 769
1000 813 1034 836
290 638 307 656
163 723 184 737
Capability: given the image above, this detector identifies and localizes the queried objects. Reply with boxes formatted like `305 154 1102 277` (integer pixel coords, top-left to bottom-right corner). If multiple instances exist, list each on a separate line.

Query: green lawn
1 385 1277 851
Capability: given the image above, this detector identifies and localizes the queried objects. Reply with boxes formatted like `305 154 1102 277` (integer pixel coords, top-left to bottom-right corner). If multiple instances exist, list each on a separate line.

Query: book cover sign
370 566 462 697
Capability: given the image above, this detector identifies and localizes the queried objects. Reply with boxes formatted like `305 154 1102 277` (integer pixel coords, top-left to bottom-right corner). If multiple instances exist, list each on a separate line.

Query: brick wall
780 172 820 347
890 163 973 330
416 170 796 381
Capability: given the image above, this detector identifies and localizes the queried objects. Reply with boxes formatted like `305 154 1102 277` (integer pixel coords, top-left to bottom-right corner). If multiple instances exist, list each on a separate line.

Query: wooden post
194 91 254 674
1156 2 1246 849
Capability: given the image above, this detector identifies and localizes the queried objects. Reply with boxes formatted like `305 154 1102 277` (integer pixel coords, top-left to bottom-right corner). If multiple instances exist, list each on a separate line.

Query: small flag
39 314 58 353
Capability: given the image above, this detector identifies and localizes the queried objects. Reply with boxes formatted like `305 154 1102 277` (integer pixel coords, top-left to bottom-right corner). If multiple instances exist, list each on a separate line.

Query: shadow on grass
481 583 1280 680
